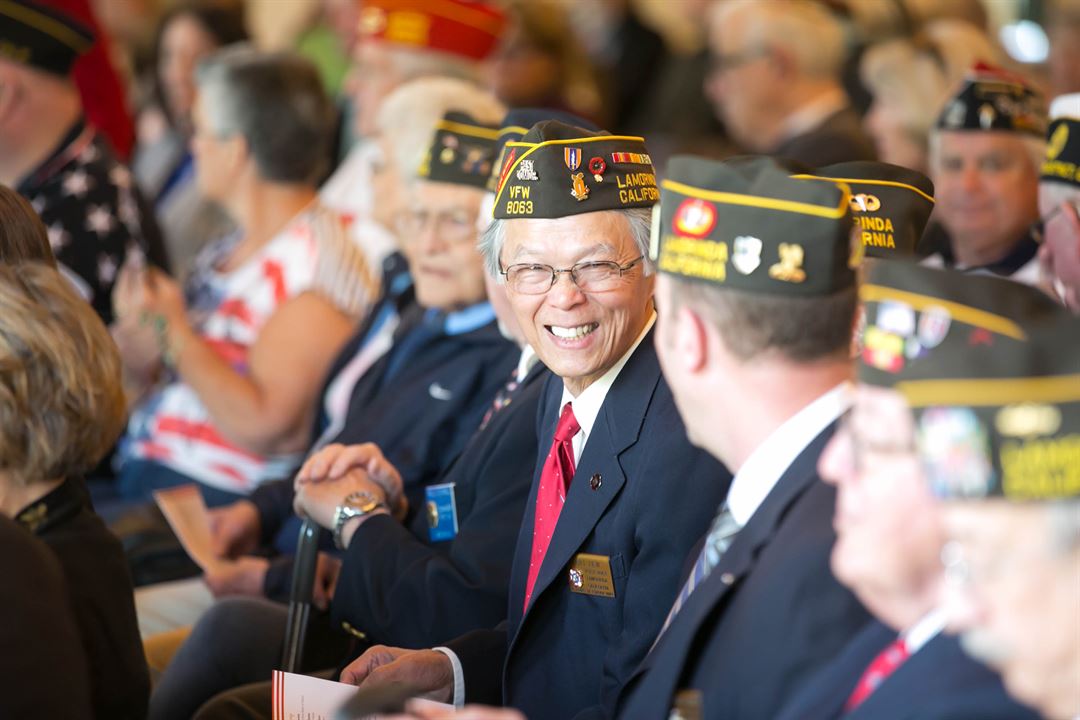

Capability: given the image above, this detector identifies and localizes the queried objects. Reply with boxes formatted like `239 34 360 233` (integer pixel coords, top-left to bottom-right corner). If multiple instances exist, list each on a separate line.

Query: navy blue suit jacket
252 303 517 598
447 334 731 719
617 423 872 719
330 363 550 649
774 620 1039 720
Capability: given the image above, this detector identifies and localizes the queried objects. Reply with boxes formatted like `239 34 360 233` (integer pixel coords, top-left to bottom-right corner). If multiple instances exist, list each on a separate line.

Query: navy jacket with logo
445 333 731 719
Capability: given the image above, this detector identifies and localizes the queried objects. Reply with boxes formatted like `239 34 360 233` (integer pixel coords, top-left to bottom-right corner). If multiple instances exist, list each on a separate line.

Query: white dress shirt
726 382 852 526
559 312 656 464
901 608 947 654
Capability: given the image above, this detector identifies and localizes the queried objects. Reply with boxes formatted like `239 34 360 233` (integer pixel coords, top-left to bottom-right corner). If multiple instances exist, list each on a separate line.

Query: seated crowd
0 1 1078 719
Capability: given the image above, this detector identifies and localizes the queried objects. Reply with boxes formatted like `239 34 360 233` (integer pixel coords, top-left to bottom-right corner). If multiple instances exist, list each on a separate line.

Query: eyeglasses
709 47 769 75
837 407 916 473
397 208 477 245
1028 201 1080 242
500 255 645 295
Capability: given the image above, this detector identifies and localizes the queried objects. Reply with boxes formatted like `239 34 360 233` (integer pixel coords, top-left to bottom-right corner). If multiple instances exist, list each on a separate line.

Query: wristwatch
332 490 387 549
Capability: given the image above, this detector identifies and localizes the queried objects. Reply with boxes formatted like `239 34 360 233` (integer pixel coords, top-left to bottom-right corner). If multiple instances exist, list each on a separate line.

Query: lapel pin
590 473 602 491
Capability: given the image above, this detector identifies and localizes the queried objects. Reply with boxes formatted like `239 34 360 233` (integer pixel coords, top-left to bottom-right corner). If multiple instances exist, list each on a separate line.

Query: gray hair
195 45 335 184
710 0 847 79
479 207 655 280
861 20 1001 139
374 77 505 183
928 131 1047 177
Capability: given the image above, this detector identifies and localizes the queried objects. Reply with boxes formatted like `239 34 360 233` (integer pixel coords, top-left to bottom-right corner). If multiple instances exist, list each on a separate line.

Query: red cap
358 0 506 61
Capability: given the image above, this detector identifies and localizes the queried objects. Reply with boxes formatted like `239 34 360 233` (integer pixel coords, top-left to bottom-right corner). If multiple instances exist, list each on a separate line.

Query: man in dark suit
616 156 872 719
774 261 1049 720
704 0 876 167
863 273 1076 719
339 122 729 719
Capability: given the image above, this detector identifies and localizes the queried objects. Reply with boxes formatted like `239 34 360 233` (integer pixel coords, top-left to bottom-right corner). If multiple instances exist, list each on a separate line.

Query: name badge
425 483 458 542
669 689 703 720
567 553 615 598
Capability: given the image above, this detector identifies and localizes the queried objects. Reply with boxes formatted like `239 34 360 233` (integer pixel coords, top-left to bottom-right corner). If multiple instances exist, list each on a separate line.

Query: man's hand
203 556 269 598
297 442 407 518
339 646 454 704
293 467 391 541
312 552 342 611
207 500 262 559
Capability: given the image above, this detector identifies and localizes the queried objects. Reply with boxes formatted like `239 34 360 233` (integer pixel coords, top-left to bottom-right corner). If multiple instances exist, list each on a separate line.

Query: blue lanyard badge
425 482 459 542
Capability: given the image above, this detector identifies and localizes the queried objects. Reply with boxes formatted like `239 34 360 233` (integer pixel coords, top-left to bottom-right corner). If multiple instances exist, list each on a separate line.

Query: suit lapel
634 422 839 709
511 336 661 629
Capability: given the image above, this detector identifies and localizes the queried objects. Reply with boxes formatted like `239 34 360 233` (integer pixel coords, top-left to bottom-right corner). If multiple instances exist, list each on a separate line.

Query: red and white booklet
271 670 452 719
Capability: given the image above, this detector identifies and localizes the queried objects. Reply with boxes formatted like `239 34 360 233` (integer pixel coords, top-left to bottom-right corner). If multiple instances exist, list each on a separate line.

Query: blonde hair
375 77 505 182
0 263 125 486
861 20 1001 141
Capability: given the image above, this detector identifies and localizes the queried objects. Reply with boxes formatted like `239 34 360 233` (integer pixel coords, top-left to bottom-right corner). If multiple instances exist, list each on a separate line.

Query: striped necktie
657 503 741 637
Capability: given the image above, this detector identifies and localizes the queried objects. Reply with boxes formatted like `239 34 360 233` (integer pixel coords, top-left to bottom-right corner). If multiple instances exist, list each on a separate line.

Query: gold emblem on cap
1047 123 1069 161
768 243 807 283
996 403 1062 438
570 172 590 202
849 194 881 213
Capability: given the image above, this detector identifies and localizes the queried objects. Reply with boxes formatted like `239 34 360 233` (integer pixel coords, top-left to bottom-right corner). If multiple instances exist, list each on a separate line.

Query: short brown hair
0 263 125 486
666 279 857 363
0 185 56 267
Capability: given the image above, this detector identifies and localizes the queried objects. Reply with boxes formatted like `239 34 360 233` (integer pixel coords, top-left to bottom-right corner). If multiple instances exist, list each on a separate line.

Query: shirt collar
559 311 656 442
16 119 92 194
901 608 947 654
777 87 850 145
441 302 496 336
727 382 852 526
516 344 538 382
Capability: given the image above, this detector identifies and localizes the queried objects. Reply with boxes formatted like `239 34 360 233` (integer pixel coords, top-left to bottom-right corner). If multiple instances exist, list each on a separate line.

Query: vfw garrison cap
652 155 855 296
487 108 600 194
857 260 1078 501
418 111 500 189
1041 93 1080 189
358 0 506 62
794 161 935 260
0 0 93 75
492 120 658 220
935 62 1047 137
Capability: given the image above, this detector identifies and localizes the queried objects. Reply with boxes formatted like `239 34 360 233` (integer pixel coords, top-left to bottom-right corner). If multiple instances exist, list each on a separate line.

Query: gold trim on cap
898 374 1080 408
860 284 1026 340
493 134 648 210
434 119 500 140
0 0 91 53
791 174 936 204
660 178 849 219
498 125 529 137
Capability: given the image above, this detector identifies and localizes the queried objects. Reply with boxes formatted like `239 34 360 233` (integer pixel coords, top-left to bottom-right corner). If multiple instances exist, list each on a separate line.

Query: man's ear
673 303 710 374
221 133 251 177
0 62 23 127
767 45 797 80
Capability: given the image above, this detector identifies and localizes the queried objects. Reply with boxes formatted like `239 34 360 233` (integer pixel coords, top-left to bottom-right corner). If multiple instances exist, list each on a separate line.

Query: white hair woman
861 20 1001 172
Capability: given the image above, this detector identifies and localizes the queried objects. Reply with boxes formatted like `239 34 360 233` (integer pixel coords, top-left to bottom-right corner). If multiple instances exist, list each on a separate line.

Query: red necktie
523 402 579 612
844 637 910 711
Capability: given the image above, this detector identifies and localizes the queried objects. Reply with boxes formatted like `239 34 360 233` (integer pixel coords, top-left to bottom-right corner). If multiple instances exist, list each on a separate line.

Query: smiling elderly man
338 122 730 719
907 310 1080 720
773 262 1050 720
